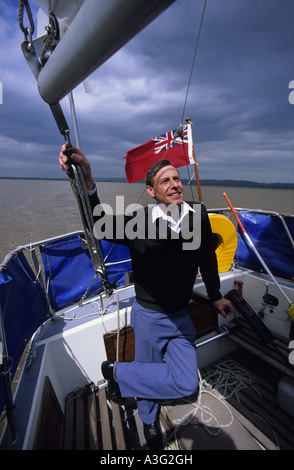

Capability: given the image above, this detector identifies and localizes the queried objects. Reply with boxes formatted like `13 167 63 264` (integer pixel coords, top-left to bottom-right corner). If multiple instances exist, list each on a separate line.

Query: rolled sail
36 0 176 104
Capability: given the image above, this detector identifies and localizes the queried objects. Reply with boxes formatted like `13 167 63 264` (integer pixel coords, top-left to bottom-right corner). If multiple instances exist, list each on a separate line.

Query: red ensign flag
124 124 195 183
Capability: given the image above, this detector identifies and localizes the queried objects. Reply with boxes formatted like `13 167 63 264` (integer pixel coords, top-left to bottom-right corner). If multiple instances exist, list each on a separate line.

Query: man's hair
145 159 172 187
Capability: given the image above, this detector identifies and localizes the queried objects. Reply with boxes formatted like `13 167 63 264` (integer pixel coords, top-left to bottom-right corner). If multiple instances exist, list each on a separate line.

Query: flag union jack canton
124 124 195 183
153 127 189 154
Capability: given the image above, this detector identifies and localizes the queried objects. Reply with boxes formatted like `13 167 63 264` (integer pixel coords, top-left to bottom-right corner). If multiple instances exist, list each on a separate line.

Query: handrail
1 207 293 276
1 230 132 316
208 207 294 251
0 230 85 275
237 209 294 250
208 207 294 218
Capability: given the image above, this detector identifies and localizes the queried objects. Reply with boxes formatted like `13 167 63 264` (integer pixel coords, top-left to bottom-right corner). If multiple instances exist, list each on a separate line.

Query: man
59 145 233 449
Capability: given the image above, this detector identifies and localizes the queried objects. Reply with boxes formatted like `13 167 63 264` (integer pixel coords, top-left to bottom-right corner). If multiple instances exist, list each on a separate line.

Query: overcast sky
0 0 293 183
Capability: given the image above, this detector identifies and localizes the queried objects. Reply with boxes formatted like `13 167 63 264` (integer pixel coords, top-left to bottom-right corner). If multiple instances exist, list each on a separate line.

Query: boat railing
0 230 83 317
209 207 294 284
209 207 294 250
1 207 293 318
0 230 84 273
0 229 132 279
1 206 292 290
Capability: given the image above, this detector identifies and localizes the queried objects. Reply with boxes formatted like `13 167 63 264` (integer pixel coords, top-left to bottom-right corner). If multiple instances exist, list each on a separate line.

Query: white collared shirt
151 201 195 233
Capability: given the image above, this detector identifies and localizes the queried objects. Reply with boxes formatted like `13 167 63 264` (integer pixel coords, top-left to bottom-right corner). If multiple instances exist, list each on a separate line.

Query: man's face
146 165 183 206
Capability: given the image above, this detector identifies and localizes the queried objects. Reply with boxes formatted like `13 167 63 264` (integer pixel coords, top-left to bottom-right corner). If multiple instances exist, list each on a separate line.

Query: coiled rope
165 359 263 447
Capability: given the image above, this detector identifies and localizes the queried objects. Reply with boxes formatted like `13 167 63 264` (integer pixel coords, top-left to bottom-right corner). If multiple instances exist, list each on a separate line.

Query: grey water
1 178 293 262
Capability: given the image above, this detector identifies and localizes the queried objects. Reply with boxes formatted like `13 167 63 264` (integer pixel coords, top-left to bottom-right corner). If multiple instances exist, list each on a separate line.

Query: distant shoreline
1 176 293 190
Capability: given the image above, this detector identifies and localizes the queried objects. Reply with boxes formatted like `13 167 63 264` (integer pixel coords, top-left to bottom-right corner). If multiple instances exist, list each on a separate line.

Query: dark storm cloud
0 0 293 182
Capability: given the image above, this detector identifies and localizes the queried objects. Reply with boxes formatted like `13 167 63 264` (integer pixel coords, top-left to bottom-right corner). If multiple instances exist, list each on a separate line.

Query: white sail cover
31 0 176 104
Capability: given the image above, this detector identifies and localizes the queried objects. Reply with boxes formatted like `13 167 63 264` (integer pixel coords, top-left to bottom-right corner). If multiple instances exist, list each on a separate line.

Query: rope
165 369 234 446
116 289 121 362
18 0 35 38
202 359 262 401
164 359 264 447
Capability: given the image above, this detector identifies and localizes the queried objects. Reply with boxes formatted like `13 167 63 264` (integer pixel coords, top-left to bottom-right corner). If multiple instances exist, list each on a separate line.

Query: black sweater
89 191 221 313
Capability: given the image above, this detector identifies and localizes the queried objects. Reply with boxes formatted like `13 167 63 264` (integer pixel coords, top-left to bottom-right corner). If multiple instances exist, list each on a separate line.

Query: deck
59 351 293 451
33 351 294 450
32 300 294 451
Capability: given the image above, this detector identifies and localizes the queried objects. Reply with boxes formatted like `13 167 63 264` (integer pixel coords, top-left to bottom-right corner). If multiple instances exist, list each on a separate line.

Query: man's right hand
59 144 95 191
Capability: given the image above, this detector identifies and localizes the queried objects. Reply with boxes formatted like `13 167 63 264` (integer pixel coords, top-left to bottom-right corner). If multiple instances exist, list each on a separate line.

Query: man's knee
185 374 198 397
174 372 198 397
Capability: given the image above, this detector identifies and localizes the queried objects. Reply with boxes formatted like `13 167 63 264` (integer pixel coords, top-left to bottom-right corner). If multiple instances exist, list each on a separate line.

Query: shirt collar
152 201 195 226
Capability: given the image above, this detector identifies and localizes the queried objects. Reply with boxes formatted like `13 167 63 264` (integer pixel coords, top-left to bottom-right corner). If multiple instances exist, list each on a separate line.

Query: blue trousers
115 300 198 424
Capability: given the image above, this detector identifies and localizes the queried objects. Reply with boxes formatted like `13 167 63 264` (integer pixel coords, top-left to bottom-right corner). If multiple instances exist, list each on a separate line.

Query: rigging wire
180 0 207 126
177 0 208 202
135 0 208 205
